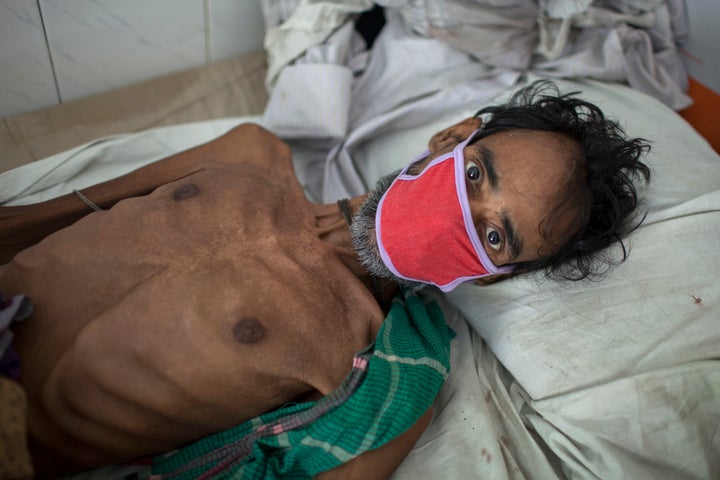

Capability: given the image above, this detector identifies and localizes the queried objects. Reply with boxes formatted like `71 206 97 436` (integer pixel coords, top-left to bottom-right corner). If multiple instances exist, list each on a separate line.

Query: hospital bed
1 2 718 479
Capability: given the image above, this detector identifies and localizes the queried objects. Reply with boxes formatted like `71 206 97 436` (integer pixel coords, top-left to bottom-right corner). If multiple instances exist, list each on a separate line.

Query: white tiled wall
681 0 720 94
0 1 58 117
209 0 265 62
0 0 265 118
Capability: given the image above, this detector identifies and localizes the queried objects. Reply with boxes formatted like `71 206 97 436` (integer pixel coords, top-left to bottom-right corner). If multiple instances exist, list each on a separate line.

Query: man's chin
349 171 394 280
349 170 425 289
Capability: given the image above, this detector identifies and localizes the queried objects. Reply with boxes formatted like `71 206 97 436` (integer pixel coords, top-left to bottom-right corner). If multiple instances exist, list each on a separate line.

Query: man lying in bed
0 82 650 478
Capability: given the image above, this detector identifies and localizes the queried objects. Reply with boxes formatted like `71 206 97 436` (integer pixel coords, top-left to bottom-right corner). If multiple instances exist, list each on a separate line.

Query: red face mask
375 130 515 291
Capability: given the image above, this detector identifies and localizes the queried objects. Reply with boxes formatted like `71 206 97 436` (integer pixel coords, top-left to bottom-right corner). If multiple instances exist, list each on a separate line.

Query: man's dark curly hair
472 80 651 280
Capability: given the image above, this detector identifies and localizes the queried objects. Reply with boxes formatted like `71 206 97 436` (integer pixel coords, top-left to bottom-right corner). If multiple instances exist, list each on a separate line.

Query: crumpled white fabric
533 0 691 109
523 362 720 479
390 0 540 71
262 7 520 202
261 0 691 109
261 0 374 89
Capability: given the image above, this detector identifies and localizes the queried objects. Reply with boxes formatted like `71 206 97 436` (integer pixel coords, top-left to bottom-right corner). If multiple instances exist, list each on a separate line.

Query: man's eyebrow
475 145 499 191
500 210 523 261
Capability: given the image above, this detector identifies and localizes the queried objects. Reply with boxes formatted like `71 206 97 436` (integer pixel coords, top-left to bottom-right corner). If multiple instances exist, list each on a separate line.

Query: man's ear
428 117 483 153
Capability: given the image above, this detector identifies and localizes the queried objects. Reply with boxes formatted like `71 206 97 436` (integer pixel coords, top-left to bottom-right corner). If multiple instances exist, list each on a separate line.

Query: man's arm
314 409 432 480
0 155 203 264
0 124 292 263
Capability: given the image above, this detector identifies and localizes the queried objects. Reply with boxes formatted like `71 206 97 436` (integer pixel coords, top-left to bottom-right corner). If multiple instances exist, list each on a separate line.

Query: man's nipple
232 317 266 344
173 184 200 201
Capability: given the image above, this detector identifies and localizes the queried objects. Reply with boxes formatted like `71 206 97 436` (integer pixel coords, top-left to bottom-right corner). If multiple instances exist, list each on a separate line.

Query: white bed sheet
2 77 718 479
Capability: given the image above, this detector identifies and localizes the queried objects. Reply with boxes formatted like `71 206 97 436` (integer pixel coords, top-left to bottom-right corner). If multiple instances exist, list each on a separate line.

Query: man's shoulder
197 123 295 182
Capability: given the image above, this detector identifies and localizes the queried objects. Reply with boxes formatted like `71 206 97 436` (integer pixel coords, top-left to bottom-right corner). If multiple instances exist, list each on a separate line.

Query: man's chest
7 166 385 403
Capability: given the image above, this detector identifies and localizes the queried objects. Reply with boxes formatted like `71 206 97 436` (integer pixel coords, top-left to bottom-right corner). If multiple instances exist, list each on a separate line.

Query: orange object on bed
679 77 720 154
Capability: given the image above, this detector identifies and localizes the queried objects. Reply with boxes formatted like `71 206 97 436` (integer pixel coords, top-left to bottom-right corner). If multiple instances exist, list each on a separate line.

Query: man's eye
485 226 502 251
466 162 481 181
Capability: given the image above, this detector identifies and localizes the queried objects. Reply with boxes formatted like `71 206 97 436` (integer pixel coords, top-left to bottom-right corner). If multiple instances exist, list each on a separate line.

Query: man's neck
311 195 398 310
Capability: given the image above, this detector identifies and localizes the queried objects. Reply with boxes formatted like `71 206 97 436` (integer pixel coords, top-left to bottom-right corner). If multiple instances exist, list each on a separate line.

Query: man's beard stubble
349 170 425 290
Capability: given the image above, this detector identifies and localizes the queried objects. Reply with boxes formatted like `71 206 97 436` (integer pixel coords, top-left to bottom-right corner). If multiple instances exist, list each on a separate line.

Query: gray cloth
531 0 691 110
261 0 691 108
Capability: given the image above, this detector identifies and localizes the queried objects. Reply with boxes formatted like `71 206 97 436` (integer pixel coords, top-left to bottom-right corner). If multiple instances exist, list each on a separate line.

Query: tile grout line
36 0 63 104
204 0 213 64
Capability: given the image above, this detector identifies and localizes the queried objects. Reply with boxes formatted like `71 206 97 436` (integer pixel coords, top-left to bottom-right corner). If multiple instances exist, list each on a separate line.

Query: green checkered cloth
147 288 451 479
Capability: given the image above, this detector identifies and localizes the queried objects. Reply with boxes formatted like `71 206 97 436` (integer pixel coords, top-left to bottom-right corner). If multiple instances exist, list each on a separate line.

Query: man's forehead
470 130 579 184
